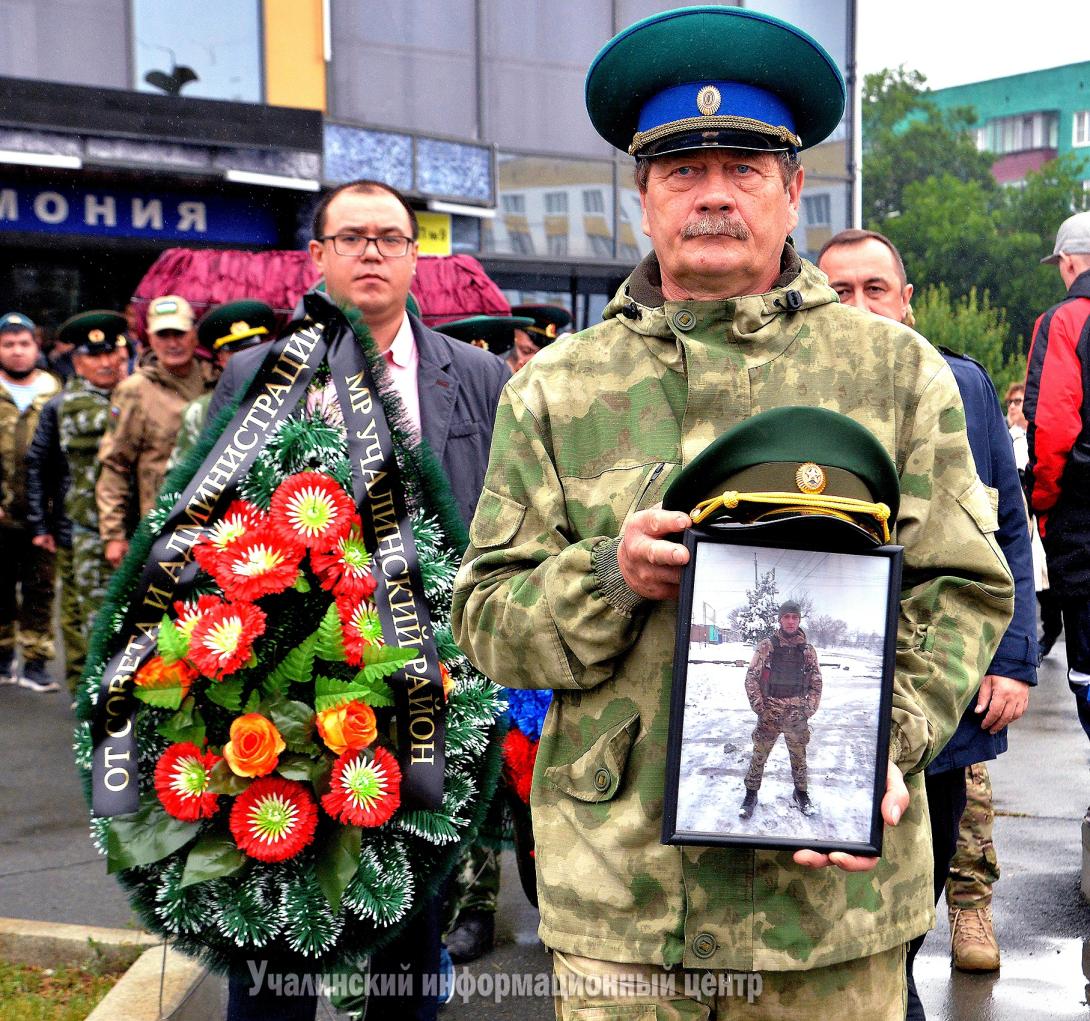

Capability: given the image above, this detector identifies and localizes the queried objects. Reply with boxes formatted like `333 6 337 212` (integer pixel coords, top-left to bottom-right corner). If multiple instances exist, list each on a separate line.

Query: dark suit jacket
206 301 510 529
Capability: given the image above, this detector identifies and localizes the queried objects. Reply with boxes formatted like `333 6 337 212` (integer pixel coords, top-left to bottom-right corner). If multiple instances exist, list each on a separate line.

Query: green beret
511 304 572 346
197 300 277 353
436 315 534 355
663 407 899 546
58 310 128 355
586 6 845 157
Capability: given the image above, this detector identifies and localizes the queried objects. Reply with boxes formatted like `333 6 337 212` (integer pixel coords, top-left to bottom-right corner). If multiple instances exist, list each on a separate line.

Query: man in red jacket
1025 210 1090 741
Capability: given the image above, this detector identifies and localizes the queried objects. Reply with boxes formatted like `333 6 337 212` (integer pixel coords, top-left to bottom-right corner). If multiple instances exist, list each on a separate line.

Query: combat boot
739 790 758 819
949 905 1000 971
791 788 815 816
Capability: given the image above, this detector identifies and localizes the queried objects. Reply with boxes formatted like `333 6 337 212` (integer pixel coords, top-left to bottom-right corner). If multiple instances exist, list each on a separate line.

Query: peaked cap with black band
511 304 572 346
197 299 277 354
58 310 128 355
437 314 534 355
585 5 845 157
663 406 899 546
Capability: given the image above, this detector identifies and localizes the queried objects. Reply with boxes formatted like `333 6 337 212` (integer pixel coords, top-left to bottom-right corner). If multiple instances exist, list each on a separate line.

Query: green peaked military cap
663 407 899 545
437 315 534 355
511 304 572 345
585 5 845 157
197 300 277 353
58 310 128 354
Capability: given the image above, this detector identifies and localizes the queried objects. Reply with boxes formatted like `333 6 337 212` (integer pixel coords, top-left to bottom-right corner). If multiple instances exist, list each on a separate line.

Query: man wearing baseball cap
96 295 215 568
1025 210 1090 745
453 7 1014 1017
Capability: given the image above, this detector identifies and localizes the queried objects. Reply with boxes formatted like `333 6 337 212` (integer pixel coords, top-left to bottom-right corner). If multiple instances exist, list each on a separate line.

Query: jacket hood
603 244 839 340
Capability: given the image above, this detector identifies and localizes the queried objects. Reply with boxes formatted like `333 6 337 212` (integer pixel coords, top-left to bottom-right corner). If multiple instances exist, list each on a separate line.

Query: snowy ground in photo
674 641 883 847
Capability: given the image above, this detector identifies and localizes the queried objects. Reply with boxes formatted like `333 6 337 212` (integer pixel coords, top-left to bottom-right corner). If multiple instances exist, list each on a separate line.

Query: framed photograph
662 526 903 856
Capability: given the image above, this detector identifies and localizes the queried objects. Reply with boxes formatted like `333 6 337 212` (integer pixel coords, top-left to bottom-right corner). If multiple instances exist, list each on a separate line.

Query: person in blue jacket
818 230 1037 1019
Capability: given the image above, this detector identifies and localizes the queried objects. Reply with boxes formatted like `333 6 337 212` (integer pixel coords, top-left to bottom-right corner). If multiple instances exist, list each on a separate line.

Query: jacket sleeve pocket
544 711 640 802
958 477 999 533
469 486 527 549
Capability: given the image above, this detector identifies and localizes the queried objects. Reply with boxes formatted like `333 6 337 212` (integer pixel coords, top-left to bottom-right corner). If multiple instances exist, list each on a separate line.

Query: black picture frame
662 524 904 856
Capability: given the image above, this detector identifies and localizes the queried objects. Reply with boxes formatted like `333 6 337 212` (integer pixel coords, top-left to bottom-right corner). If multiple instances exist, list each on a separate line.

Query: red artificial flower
193 500 266 576
321 746 401 827
335 593 384 666
269 472 356 551
210 527 304 602
230 777 318 862
188 601 267 679
173 595 224 640
154 742 221 821
502 729 538 805
311 520 378 602
134 656 198 700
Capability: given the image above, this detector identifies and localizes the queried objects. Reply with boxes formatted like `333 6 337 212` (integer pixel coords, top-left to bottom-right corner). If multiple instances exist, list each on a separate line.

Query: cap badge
545 323 557 338
471 339 489 350
154 300 178 314
696 85 722 117
231 321 251 334
88 329 105 342
795 462 826 494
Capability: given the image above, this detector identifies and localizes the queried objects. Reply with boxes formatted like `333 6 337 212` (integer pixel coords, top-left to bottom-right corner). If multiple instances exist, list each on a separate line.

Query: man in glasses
207 178 509 1021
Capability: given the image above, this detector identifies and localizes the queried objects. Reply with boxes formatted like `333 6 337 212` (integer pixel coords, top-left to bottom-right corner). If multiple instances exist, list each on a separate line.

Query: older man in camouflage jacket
453 9 1014 1020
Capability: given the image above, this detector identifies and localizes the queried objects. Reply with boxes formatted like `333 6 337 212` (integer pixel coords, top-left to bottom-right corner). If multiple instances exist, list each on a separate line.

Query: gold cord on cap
691 490 892 543
629 115 801 155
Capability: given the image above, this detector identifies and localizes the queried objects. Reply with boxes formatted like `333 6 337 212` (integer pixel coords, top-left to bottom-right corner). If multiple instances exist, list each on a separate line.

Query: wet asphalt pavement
2 635 1089 1020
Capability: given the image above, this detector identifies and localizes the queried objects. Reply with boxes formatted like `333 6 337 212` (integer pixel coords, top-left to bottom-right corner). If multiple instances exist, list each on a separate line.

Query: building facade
0 0 858 332
930 61 1090 188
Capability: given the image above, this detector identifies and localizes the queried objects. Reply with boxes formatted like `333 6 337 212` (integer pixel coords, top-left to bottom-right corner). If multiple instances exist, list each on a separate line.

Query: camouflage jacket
0 370 61 526
26 376 114 543
96 358 214 542
744 628 822 718
453 249 1014 973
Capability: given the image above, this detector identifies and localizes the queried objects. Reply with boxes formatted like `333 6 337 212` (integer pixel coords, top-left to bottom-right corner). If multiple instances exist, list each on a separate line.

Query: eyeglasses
317 233 414 258
1007 397 1023 406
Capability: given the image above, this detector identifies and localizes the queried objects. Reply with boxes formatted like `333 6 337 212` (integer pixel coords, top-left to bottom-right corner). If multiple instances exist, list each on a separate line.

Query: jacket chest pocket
562 461 678 538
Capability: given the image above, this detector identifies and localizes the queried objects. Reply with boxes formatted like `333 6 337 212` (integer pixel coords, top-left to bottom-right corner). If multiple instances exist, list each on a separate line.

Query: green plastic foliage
106 801 198 873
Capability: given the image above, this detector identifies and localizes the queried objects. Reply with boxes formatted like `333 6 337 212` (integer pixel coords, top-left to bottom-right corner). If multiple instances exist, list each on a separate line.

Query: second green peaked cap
663 406 900 534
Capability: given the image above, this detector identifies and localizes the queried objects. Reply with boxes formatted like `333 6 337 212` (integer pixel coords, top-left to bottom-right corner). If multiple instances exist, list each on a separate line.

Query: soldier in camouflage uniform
166 300 277 472
452 9 1015 1019
25 312 126 693
740 601 822 819
96 295 215 568
0 311 61 690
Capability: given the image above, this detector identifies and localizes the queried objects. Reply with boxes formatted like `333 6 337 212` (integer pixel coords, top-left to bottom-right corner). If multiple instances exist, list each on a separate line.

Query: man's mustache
681 215 751 240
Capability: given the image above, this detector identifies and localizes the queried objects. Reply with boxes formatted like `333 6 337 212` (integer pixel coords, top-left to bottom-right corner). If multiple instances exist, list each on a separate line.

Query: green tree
911 285 1026 395
862 67 994 225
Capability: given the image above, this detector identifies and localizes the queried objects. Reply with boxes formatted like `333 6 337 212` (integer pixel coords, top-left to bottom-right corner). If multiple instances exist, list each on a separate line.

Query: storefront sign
0 183 279 244
416 211 452 256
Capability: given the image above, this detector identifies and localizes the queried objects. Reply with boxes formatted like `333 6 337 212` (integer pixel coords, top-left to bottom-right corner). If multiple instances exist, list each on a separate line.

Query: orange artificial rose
316 700 377 755
222 714 286 777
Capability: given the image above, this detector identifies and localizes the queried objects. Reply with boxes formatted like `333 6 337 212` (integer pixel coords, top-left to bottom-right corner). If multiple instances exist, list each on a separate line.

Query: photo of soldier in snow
740 600 822 820
673 542 894 849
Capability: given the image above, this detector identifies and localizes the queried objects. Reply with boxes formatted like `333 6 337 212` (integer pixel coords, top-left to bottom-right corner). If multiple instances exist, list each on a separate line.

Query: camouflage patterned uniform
743 629 822 792
0 372 60 666
60 378 114 688
453 249 1014 975
947 762 999 909
165 391 211 473
96 358 212 543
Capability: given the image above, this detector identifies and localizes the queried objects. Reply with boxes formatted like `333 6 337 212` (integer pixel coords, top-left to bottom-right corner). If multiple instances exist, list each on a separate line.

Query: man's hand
105 538 129 568
975 675 1030 734
793 762 909 872
617 505 691 600
31 533 57 554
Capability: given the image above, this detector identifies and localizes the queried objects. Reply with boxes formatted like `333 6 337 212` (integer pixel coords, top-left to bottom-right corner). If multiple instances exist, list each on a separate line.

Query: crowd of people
3 6 1090 1020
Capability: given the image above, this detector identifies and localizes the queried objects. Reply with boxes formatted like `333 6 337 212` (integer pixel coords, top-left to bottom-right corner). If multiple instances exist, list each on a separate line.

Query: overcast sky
856 0 1090 90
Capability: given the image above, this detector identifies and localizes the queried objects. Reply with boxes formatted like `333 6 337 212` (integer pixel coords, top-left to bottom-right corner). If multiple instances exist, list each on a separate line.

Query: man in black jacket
207 178 508 1021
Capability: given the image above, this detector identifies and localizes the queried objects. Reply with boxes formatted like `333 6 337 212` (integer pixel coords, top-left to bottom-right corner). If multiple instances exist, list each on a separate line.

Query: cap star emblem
795 462 826 494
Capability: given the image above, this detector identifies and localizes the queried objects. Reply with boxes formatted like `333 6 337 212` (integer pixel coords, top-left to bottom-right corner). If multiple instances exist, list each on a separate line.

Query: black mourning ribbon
91 304 445 816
